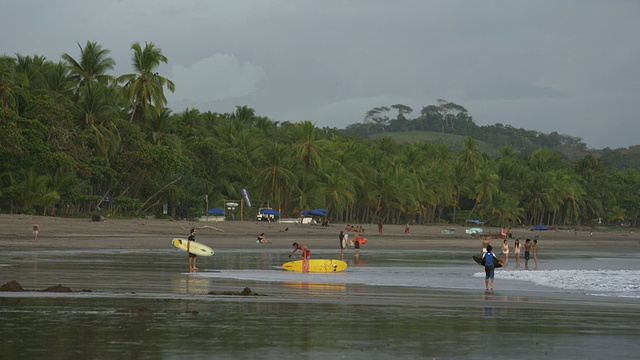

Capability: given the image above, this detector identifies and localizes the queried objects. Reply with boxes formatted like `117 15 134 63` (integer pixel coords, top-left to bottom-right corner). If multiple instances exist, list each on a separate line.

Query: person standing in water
338 231 346 256
532 239 539 269
501 239 509 267
513 239 521 268
187 228 198 272
482 245 497 291
289 242 310 259
524 239 532 270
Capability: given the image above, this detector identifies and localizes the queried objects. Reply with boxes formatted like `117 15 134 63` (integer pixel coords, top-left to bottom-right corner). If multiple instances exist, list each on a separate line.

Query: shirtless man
524 239 532 270
481 236 491 253
289 242 310 259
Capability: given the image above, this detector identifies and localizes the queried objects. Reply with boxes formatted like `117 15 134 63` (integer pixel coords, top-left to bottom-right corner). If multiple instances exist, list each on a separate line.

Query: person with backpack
482 244 497 291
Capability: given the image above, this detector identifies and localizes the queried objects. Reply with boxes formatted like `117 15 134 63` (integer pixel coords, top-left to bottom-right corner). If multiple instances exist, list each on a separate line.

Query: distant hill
371 131 498 155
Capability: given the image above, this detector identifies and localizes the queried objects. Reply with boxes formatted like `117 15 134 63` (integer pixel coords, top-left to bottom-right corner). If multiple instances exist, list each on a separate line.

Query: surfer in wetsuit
188 228 198 272
289 242 310 259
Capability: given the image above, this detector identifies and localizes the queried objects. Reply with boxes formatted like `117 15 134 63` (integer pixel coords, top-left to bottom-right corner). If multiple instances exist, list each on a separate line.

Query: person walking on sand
33 220 39 241
378 221 383 234
187 228 198 272
289 242 310 260
482 245 497 291
532 239 539 269
501 239 509 267
404 222 410 235
513 239 521 268
524 239 532 270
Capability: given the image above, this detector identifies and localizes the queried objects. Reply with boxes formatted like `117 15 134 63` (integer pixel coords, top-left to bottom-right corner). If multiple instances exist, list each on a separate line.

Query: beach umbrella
259 208 281 216
206 207 227 215
532 224 548 231
302 210 325 217
468 219 483 225
314 208 329 214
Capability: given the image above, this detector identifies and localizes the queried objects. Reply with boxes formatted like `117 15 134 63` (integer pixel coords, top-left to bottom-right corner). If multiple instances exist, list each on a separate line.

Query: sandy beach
1 214 639 253
2 214 640 359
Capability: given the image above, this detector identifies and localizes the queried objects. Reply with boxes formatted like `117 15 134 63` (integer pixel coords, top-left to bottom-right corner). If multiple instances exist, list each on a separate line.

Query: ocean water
1 247 640 359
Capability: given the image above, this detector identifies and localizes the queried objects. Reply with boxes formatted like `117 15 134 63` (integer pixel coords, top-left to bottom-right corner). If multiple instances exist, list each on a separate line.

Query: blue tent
207 207 227 215
301 210 325 217
532 224 548 231
468 219 483 224
314 208 329 214
259 208 281 216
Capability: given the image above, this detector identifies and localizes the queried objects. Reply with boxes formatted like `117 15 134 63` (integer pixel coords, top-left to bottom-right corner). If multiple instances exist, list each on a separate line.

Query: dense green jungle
1 41 639 227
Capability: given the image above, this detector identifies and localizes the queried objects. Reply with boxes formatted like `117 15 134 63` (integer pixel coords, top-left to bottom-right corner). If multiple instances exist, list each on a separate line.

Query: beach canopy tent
301 209 325 217
532 224 549 231
259 208 281 216
467 219 483 224
314 208 329 214
207 207 227 215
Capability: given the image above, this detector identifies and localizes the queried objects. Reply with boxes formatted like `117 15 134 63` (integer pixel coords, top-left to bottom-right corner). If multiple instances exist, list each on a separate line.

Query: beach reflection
1 249 640 359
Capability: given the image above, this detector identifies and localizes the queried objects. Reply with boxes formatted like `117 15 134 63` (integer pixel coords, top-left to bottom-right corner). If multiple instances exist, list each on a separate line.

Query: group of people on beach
482 235 539 290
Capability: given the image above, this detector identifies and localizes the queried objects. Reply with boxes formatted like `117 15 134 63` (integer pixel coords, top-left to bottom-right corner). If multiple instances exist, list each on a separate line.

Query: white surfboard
172 238 214 256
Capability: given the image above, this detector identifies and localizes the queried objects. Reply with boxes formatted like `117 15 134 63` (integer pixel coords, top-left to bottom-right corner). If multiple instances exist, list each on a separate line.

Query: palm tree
290 121 330 172
0 56 26 111
117 41 175 123
62 41 116 99
144 107 181 148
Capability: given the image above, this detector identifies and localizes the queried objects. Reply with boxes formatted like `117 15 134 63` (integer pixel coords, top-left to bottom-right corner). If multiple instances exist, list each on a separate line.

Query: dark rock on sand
1 280 25 291
42 284 73 292
207 287 266 296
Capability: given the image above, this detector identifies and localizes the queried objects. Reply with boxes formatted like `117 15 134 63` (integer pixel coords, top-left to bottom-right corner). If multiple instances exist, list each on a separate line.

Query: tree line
1 41 639 227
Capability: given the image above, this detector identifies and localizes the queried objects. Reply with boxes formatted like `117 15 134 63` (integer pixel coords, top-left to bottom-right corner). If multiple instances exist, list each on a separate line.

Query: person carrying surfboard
188 228 198 272
289 242 310 259
482 245 497 291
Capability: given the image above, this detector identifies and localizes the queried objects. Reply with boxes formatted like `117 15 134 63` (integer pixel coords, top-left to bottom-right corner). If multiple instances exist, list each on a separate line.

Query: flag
241 188 252 209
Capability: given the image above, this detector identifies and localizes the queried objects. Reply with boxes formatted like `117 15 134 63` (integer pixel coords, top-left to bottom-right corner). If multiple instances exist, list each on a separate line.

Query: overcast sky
2 0 639 149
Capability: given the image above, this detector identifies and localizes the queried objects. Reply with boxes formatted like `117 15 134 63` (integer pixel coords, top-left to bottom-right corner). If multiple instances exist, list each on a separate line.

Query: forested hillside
346 101 640 168
1 42 639 227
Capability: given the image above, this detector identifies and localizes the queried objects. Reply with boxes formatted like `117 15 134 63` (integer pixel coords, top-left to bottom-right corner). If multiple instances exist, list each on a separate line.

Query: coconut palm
117 41 175 123
0 56 26 111
62 41 116 99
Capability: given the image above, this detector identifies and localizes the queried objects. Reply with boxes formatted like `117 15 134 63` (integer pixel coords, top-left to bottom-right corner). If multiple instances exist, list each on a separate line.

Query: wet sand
2 215 640 359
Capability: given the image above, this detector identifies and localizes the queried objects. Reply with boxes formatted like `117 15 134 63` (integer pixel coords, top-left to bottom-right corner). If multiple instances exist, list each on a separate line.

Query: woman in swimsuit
501 239 509 267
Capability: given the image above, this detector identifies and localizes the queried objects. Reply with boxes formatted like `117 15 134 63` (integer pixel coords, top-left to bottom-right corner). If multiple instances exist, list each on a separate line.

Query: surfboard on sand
472 253 503 268
172 238 214 256
282 259 348 273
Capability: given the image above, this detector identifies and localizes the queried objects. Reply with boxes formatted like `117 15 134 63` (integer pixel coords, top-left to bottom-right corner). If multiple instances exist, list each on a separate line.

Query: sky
2 0 639 149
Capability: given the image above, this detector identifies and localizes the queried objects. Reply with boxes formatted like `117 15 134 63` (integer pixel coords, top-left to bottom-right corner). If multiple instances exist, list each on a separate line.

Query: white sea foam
197 266 640 298
476 269 640 298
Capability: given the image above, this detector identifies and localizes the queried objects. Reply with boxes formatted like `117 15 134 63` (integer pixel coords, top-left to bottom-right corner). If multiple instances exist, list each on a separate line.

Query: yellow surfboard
282 259 348 273
172 238 214 256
